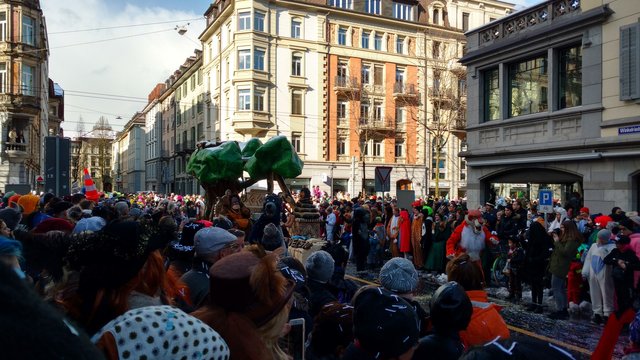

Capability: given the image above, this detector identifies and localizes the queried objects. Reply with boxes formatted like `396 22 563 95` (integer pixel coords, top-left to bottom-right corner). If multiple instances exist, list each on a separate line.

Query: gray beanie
261 223 285 251
597 229 612 242
0 208 22 231
305 250 335 283
379 257 419 294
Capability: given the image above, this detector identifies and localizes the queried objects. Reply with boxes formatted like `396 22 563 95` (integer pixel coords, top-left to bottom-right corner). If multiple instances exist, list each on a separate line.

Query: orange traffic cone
84 168 99 202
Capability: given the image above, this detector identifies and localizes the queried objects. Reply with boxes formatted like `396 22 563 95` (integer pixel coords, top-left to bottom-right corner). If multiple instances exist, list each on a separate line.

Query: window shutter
620 23 640 100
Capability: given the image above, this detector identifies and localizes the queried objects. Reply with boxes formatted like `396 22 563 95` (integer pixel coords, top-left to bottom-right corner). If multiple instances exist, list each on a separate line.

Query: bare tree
402 36 467 199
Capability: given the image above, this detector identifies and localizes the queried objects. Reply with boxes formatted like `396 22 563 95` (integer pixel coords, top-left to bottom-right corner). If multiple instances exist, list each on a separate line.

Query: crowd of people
0 188 638 359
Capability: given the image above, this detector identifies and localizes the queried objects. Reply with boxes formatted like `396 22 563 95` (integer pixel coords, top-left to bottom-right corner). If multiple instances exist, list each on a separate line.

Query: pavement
345 262 628 359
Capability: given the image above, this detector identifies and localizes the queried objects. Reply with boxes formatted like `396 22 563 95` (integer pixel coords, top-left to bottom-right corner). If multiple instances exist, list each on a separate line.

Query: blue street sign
539 189 553 213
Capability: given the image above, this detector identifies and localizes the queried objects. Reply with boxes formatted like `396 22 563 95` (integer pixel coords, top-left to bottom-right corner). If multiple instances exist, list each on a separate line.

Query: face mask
13 267 26 280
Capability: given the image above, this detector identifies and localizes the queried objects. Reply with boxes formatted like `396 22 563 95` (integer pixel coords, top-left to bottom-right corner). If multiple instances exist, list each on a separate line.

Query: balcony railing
477 0 580 45
393 82 418 97
430 87 455 99
175 143 183 153
334 76 360 92
359 118 395 132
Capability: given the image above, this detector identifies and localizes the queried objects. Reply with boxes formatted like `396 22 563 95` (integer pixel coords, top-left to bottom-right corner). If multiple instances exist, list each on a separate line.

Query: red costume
399 209 411 253
446 210 497 262
567 260 583 304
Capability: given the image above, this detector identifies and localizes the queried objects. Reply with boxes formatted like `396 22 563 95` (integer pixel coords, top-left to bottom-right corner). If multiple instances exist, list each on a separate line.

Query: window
361 65 371 84
458 78 467 98
0 12 6 42
291 20 301 39
0 63 6 94
292 55 302 76
396 36 404 54
190 75 196 90
292 90 303 115
337 102 347 121
291 134 301 152
21 64 34 96
254 12 265 31
362 141 370 156
395 141 404 157
238 12 251 30
366 0 381 15
197 123 204 139
462 12 470 32
254 88 265 111
483 68 499 121
393 2 413 21
328 0 352 10
395 106 404 124
337 62 347 79
558 45 582 109
395 68 405 84
337 27 347 45
22 15 35 46
360 102 370 121
374 65 383 86
337 139 346 155
374 34 382 50
362 31 370 49
508 56 548 117
433 8 440 25
254 48 265 71
373 101 383 121
238 89 251 110
620 23 640 100
432 41 440 58
433 70 441 93
197 69 203 85
373 141 382 157
183 84 187 97
238 49 251 70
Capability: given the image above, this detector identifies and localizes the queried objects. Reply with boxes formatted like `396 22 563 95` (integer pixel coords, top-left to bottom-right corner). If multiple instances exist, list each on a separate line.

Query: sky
41 0 540 137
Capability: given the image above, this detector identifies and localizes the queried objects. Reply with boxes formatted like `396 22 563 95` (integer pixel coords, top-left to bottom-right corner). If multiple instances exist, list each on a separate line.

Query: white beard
461 225 486 261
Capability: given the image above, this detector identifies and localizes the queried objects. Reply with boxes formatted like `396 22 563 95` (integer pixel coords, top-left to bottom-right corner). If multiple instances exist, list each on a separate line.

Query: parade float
186 136 324 252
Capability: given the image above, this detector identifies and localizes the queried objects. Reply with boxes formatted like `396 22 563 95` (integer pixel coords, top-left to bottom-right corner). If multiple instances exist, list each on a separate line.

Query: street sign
36 175 44 183
538 189 554 213
374 166 392 192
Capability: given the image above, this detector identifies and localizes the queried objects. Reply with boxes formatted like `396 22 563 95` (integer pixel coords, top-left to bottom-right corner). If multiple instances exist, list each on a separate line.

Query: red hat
594 215 613 227
580 207 590 214
32 218 75 234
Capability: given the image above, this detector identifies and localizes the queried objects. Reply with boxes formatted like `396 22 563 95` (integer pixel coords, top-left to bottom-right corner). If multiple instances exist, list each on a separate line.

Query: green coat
549 239 580 277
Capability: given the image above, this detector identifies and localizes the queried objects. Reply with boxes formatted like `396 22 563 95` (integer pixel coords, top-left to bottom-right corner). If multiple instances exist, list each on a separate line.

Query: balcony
232 111 272 136
175 143 183 153
333 76 360 96
450 116 467 141
4 142 28 158
393 83 418 100
358 118 395 133
430 87 455 101
0 93 40 114
161 149 172 158
183 140 196 153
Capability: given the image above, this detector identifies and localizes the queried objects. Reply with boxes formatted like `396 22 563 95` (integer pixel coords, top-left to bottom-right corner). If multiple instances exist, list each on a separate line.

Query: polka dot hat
91 305 230 360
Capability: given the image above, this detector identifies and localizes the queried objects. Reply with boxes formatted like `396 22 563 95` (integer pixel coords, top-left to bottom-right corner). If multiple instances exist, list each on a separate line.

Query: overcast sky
42 0 541 137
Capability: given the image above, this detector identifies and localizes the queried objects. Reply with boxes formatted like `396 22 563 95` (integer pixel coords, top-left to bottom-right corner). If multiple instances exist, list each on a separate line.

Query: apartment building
143 83 165 192
47 79 63 137
0 0 49 191
113 113 146 193
70 119 115 192
197 0 510 197
460 0 640 213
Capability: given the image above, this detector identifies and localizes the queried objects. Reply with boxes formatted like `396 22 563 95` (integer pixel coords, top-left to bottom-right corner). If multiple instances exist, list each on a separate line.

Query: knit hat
66 221 166 290
2 191 15 204
17 194 40 215
91 305 230 360
429 282 472 333
379 257 419 294
72 217 107 234
352 286 419 358
32 218 75 234
308 302 354 357
597 229 612 242
594 215 613 227
8 194 21 209
580 207 590 214
305 250 335 283
208 248 295 327
0 208 22 231
50 201 74 216
261 223 284 251
212 216 233 230
182 221 205 247
194 227 237 257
